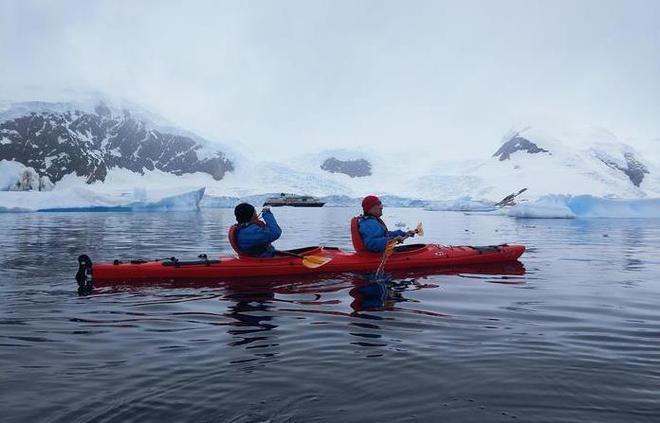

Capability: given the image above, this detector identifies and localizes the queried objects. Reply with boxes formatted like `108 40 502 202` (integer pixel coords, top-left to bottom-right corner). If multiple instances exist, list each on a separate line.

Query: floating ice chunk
129 187 205 211
201 195 243 208
506 195 576 219
567 195 660 218
425 196 496 211
505 194 660 219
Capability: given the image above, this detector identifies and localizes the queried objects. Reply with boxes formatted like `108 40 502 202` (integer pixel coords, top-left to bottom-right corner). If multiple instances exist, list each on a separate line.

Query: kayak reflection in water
229 203 282 257
349 275 421 312
352 195 417 253
350 281 396 312
224 291 277 339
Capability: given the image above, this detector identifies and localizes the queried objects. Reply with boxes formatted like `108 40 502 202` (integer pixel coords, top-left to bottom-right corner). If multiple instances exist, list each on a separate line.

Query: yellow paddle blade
301 255 333 269
415 222 424 237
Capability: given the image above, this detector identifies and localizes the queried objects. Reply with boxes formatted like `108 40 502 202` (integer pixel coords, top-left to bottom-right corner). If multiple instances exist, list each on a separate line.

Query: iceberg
566 195 660 218
128 187 205 212
425 196 496 212
505 195 660 219
0 187 205 212
199 195 239 209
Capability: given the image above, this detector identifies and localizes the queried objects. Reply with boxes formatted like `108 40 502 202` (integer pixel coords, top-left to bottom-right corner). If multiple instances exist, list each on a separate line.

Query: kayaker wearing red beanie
357 195 416 253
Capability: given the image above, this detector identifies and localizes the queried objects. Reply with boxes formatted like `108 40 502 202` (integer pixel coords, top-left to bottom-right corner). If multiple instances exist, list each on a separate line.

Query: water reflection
224 291 277 346
209 266 524 363
348 275 423 313
4 210 660 422
213 261 527 355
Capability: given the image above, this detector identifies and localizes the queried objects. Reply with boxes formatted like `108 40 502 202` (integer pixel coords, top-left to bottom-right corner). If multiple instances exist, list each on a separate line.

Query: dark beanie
234 203 255 224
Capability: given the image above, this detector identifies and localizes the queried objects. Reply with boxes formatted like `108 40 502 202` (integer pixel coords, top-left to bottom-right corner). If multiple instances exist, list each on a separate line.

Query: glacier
0 186 205 212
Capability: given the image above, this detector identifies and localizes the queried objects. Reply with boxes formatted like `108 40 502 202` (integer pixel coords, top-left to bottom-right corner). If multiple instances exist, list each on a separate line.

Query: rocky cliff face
320 157 372 177
594 151 649 187
0 102 234 184
493 135 550 161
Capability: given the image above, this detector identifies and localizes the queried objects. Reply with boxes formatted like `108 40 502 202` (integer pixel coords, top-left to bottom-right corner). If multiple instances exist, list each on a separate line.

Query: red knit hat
362 195 381 213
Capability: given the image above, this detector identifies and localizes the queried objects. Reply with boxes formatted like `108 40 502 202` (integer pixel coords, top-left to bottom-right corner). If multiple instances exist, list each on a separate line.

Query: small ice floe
505 195 660 219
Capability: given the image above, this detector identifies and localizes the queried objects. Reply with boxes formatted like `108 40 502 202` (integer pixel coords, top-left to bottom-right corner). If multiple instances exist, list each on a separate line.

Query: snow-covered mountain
0 100 234 185
458 127 660 200
1 100 658 202
234 131 659 201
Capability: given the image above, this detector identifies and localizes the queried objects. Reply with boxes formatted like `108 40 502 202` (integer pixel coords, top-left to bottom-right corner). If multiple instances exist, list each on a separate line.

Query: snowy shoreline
1 187 658 219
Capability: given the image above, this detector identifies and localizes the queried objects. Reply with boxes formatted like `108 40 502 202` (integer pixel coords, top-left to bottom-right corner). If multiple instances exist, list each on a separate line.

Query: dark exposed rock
320 157 372 177
493 135 550 161
0 102 233 184
623 153 650 187
598 152 649 187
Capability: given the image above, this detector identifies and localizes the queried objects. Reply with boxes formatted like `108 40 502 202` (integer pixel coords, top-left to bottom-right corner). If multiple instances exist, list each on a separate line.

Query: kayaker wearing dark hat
355 195 415 253
230 203 282 257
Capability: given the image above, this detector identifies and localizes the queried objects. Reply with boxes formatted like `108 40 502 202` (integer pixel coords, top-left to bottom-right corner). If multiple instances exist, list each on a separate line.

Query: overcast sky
2 0 659 160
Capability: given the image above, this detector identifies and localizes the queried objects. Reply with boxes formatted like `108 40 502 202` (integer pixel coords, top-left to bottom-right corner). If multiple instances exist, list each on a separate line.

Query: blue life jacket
357 214 407 253
231 210 282 257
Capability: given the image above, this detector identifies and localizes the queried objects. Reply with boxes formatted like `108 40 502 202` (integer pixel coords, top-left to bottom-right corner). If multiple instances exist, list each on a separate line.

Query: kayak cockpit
276 246 338 256
392 243 428 253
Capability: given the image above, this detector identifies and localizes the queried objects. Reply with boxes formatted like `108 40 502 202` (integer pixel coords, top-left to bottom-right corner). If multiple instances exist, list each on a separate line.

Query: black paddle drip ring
76 254 93 296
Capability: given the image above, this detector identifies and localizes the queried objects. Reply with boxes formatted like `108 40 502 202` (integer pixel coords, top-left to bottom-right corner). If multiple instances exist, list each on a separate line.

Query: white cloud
2 0 659 160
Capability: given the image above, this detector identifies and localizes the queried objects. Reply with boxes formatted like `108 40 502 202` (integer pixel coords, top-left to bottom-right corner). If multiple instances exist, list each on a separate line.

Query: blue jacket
358 215 407 253
236 210 282 257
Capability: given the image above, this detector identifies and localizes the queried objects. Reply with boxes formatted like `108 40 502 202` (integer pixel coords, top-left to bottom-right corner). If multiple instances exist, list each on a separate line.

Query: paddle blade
301 255 332 269
415 222 424 237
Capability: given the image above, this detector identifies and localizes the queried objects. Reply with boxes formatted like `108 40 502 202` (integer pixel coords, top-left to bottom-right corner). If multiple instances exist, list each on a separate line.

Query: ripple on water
1 210 660 422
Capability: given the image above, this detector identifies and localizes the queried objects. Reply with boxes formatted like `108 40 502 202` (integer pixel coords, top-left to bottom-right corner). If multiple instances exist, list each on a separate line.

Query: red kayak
76 243 525 293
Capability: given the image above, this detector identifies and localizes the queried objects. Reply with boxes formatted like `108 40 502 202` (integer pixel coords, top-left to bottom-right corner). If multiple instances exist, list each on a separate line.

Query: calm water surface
1 208 659 422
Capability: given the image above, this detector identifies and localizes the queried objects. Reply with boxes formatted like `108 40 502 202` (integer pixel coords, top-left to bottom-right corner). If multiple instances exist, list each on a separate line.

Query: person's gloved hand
261 206 271 214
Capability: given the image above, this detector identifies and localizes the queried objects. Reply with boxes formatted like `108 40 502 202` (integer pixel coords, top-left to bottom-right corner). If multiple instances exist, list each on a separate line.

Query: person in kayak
354 195 416 253
230 203 282 257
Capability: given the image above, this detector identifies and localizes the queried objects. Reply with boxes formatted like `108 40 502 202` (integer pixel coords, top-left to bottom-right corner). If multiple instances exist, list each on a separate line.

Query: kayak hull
83 243 525 287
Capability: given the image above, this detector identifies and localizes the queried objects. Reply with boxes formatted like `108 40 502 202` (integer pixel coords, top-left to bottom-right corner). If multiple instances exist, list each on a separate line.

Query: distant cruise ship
263 193 325 207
